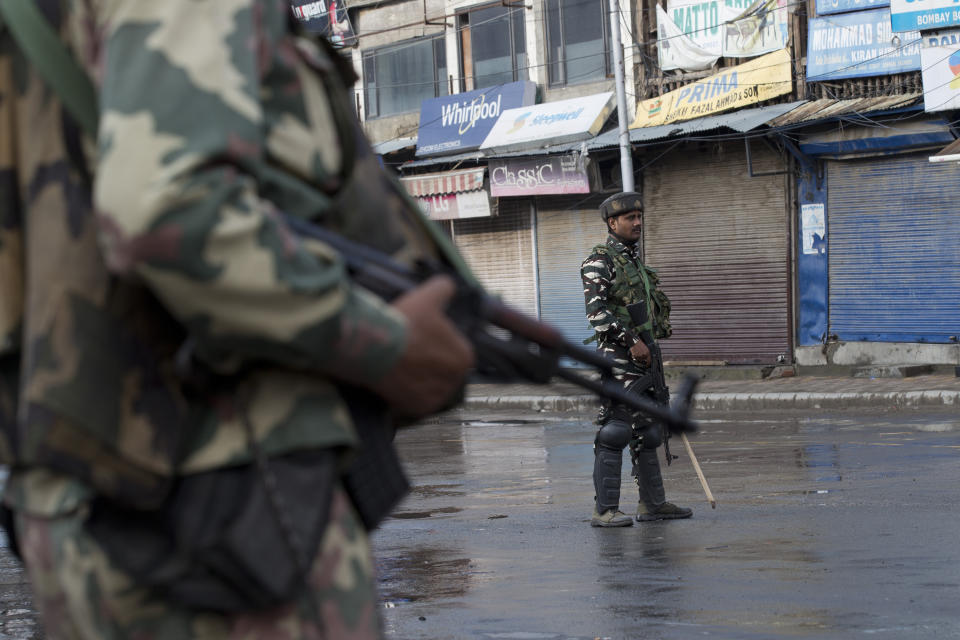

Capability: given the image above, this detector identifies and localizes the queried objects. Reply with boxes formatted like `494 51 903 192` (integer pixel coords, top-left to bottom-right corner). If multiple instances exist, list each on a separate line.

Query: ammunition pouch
86 448 337 613
340 385 410 531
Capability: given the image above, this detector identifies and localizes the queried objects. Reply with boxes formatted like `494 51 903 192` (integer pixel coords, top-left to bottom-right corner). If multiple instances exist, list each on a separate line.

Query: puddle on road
410 484 465 498
462 420 538 427
390 506 462 519
378 550 474 603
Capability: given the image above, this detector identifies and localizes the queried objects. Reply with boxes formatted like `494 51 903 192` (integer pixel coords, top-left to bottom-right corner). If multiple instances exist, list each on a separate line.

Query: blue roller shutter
535 195 608 349
827 154 960 342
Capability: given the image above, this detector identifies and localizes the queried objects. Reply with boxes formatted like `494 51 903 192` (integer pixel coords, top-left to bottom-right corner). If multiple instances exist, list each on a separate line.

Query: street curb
462 390 960 412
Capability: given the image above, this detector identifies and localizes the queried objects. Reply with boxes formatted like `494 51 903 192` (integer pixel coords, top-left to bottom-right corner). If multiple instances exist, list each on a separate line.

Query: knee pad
638 423 663 449
596 419 631 450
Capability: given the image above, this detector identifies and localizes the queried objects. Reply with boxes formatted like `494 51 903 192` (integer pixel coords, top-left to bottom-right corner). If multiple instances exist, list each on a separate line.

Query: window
458 4 527 91
363 36 447 119
545 0 612 87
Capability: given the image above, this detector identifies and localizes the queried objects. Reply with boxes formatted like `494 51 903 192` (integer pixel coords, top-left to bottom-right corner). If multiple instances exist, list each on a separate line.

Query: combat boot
634 448 692 522
591 509 633 527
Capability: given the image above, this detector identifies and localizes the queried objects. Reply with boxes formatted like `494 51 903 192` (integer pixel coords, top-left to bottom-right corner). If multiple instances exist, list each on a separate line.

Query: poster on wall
801 204 826 255
632 48 792 128
290 0 356 46
806 9 921 81
920 29 960 112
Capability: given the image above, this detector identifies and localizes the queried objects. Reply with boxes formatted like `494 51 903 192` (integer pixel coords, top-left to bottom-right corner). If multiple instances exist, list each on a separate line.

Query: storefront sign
920 29 960 112
631 48 792 128
890 0 960 32
489 156 590 197
657 4 720 71
665 0 731 56
416 190 492 220
815 0 888 16
290 0 356 46
480 92 615 155
807 9 921 81
657 0 789 71
416 81 536 157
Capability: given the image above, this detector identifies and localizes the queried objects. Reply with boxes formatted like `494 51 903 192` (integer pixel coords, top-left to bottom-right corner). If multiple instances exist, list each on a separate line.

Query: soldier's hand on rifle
629 339 651 366
371 275 475 418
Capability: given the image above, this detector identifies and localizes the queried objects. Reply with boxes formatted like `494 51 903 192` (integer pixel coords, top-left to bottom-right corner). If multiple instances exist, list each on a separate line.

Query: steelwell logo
504 107 586 134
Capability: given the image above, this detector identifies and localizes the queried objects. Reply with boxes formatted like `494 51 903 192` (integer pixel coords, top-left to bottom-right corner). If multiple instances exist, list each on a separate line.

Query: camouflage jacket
581 234 671 350
0 1 441 510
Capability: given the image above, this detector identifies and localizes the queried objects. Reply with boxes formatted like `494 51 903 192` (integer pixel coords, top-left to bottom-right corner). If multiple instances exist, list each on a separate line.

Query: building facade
292 0 960 369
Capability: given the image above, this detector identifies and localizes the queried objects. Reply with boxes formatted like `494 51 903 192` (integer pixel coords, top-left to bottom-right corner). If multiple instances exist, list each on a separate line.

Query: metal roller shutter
452 199 538 318
643 141 791 364
534 195 609 347
827 154 960 342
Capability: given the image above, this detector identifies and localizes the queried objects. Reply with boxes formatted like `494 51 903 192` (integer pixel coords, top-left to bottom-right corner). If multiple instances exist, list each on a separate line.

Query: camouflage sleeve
581 251 634 347
0 43 23 360
90 3 405 385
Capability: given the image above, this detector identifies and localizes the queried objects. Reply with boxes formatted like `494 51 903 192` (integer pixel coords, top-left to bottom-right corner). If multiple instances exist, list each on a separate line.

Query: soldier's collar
606 233 637 253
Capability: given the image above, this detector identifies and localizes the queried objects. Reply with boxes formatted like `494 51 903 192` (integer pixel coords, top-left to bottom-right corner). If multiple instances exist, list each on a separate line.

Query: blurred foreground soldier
580 192 692 527
0 1 474 638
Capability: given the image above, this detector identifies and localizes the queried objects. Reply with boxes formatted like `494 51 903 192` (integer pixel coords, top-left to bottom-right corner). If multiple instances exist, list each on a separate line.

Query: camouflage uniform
0 1 447 637
582 231 688 523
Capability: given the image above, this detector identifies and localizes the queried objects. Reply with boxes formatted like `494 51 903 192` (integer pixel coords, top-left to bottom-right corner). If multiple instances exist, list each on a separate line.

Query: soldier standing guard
580 192 692 527
0 1 473 638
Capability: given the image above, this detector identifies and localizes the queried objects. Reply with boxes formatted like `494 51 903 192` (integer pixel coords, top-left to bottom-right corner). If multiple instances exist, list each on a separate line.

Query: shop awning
929 137 960 163
399 166 486 197
372 136 416 156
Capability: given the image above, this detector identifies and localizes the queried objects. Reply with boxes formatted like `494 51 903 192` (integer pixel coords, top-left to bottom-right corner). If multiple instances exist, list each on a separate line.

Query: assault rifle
626 300 675 464
283 215 699 435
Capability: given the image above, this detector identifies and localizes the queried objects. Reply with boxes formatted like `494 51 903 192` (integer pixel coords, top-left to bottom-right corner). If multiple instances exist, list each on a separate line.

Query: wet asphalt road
375 406 960 639
1 407 959 639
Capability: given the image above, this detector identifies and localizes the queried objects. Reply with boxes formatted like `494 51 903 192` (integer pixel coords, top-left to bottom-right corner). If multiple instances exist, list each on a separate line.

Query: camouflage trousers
595 340 661 464
14 486 383 640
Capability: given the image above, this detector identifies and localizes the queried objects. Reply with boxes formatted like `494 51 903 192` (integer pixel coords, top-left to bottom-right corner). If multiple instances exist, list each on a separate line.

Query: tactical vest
588 243 672 343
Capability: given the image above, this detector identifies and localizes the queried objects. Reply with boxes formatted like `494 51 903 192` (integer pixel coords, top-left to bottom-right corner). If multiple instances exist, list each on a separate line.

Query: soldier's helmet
599 191 643 221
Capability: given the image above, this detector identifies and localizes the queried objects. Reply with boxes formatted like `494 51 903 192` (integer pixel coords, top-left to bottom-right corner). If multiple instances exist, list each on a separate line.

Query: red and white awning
400 167 485 197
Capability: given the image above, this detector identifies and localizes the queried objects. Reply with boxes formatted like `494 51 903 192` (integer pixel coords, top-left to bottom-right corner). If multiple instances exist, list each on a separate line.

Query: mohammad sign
631 48 792 128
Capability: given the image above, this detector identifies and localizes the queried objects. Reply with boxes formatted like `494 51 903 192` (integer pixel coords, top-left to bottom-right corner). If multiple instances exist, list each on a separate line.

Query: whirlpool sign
415 81 536 157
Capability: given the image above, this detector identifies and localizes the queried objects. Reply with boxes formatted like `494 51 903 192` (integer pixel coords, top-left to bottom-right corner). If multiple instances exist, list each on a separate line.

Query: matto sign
631 48 792 128
489 156 590 197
